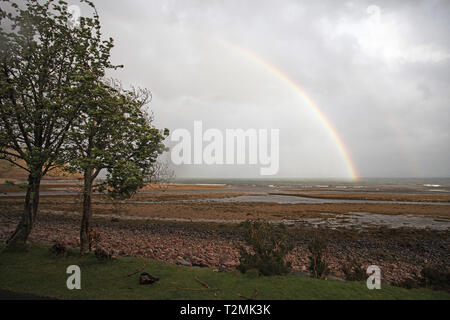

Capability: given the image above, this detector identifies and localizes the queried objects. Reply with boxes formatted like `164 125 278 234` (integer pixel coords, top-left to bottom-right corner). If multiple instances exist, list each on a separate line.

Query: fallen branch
194 276 210 289
238 289 258 300
123 264 146 278
178 287 218 291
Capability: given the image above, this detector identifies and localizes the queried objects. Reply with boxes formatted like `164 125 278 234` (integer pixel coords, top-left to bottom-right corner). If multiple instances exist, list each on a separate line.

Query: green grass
0 243 448 300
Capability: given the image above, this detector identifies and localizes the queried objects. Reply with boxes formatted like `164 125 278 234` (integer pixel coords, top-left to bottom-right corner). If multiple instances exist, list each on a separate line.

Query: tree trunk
80 167 94 255
6 173 41 249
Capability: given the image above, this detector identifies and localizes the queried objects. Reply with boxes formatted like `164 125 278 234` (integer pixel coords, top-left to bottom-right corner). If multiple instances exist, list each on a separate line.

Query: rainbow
216 38 358 180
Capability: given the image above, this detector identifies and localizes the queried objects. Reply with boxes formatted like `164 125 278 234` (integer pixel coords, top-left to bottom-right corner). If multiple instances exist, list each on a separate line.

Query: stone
326 275 345 281
139 272 159 285
176 259 192 267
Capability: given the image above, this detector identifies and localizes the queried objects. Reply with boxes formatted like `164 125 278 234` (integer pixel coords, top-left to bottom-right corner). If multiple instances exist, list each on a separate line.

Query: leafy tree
65 79 168 254
0 0 117 248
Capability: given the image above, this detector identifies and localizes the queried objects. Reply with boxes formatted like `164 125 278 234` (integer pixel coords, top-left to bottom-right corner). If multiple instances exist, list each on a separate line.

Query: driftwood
123 264 146 278
178 287 218 291
176 277 216 292
194 276 210 289
238 289 259 300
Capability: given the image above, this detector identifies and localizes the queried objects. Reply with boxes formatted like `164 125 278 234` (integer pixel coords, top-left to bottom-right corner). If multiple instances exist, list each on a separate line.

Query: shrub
394 277 421 290
49 242 67 257
342 258 366 281
89 230 101 249
308 238 330 279
393 265 450 291
237 220 293 276
94 246 114 261
420 265 450 292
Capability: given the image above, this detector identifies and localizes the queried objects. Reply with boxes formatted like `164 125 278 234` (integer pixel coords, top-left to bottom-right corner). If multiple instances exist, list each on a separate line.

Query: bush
237 220 293 276
308 238 330 279
393 265 450 292
49 242 67 257
395 277 421 290
420 265 450 292
94 246 115 261
342 258 366 281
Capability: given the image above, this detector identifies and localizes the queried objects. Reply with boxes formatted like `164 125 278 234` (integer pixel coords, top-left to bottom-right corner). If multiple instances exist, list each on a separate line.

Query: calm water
174 177 450 188
207 194 450 205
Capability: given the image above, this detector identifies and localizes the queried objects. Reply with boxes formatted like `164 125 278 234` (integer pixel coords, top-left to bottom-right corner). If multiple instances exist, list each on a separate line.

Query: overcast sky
71 0 449 179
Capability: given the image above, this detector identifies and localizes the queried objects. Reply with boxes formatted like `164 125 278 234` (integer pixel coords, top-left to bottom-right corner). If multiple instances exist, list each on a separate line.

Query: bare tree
145 158 175 191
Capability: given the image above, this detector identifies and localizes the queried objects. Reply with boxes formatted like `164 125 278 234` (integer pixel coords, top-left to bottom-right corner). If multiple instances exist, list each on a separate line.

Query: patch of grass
0 243 449 300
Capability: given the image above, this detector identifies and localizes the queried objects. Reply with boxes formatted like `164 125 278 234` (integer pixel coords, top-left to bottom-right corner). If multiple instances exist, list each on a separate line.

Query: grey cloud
65 0 449 178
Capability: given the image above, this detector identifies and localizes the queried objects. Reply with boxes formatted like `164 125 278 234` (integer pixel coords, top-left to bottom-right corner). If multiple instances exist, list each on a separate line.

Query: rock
223 260 237 267
218 265 229 272
176 259 192 267
111 217 120 223
326 275 345 281
139 272 159 285
192 261 209 268
190 256 209 268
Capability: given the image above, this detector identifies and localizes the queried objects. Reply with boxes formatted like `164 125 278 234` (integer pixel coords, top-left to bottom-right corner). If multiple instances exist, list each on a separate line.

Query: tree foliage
64 78 168 253
66 80 168 198
0 0 118 247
